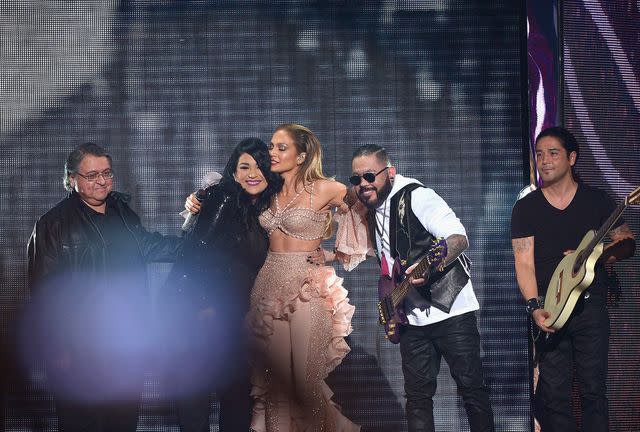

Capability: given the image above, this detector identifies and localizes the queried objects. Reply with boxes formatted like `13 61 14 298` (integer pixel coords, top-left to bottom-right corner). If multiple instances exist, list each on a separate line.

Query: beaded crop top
259 182 329 241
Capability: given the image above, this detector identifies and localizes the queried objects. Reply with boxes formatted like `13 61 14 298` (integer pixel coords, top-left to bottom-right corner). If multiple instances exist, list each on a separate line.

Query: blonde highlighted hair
274 123 334 238
273 123 329 185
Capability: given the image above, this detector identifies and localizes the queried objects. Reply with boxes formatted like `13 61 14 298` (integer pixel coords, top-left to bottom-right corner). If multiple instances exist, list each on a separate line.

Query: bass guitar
377 238 447 343
543 186 640 330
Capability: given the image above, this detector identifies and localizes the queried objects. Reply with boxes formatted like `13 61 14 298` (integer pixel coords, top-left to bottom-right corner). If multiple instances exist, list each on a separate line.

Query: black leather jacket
161 181 269 314
28 191 182 293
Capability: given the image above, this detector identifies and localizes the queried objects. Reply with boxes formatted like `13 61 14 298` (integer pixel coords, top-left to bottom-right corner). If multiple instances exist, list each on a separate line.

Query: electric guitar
543 186 640 330
377 238 447 343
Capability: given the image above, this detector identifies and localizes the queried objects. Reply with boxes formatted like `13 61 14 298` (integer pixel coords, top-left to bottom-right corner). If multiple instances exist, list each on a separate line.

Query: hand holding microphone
181 189 206 231
180 171 222 231
184 189 205 213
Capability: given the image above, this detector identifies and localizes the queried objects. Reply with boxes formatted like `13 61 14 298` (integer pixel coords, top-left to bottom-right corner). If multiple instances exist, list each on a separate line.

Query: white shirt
374 175 479 326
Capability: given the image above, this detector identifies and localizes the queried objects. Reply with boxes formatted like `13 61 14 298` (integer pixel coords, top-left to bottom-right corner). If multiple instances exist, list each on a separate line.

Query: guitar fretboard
390 255 433 308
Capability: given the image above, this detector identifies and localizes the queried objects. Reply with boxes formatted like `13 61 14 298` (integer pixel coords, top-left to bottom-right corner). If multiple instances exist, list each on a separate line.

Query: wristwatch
525 297 541 315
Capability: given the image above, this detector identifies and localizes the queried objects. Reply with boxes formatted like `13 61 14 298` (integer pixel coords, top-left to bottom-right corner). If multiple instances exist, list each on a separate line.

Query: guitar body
543 230 604 330
377 239 447 344
377 259 409 344
539 186 639 330
378 276 407 344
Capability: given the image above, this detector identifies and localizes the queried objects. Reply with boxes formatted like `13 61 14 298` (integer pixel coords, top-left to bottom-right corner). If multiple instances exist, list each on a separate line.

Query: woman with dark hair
161 137 282 432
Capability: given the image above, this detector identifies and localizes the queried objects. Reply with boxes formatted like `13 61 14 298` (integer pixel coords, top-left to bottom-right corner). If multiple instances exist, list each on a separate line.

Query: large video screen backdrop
1 1 527 430
562 1 640 430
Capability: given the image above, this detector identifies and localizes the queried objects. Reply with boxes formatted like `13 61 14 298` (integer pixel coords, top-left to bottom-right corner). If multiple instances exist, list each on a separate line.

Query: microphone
181 171 223 231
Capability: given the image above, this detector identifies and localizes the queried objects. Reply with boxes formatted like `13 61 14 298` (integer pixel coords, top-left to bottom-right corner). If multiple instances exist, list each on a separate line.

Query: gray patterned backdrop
0 1 527 431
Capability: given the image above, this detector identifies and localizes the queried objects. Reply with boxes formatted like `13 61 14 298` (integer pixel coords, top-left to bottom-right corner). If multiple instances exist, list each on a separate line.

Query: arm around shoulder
120 202 183 263
315 179 348 211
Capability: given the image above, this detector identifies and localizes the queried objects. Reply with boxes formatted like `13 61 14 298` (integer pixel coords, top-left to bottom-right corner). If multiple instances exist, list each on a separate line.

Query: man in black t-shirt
510 127 635 432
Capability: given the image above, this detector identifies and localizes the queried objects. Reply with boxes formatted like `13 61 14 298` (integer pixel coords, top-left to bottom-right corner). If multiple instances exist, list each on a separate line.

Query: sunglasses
349 167 389 186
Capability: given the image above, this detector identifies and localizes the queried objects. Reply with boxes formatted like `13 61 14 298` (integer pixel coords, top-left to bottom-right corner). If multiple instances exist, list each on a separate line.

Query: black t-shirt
91 201 144 273
511 182 622 296
88 202 149 308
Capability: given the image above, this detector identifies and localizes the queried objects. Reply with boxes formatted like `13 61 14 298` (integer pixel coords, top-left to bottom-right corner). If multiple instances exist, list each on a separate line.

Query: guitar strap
366 209 381 267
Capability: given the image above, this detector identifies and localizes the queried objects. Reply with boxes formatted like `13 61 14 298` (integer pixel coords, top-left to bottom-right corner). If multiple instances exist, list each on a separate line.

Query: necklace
275 185 305 214
374 199 389 257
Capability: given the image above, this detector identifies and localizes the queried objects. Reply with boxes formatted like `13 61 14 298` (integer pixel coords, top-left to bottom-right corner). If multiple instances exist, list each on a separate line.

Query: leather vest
386 183 471 313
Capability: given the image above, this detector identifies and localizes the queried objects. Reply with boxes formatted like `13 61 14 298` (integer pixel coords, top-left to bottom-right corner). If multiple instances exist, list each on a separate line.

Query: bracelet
525 297 541 315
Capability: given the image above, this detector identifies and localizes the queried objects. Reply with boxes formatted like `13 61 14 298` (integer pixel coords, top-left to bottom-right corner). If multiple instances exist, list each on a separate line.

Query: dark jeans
535 293 610 432
56 399 139 432
48 360 144 432
169 313 251 432
399 311 494 432
175 368 251 432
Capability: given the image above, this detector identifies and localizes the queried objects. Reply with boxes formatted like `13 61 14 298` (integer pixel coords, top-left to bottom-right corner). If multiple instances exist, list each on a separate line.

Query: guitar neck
390 256 431 309
585 202 627 252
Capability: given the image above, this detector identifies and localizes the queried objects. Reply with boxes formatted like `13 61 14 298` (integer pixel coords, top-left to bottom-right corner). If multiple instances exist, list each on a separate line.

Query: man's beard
358 177 393 209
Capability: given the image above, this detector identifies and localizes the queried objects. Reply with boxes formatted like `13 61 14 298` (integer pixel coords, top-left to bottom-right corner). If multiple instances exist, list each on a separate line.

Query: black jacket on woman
162 180 269 317
158 180 269 431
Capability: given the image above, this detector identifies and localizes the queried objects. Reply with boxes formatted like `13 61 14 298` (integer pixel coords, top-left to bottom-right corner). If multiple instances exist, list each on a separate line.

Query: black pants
56 399 139 432
169 313 251 432
175 368 251 432
535 293 610 432
399 311 494 432
48 361 144 432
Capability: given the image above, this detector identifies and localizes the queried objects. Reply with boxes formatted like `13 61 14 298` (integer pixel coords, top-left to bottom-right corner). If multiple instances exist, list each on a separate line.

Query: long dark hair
220 137 282 227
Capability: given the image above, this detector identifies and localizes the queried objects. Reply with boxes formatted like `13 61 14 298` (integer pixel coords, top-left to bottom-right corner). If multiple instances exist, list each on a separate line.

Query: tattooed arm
601 223 636 264
407 234 468 286
442 233 468 267
512 236 538 301
512 235 553 332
